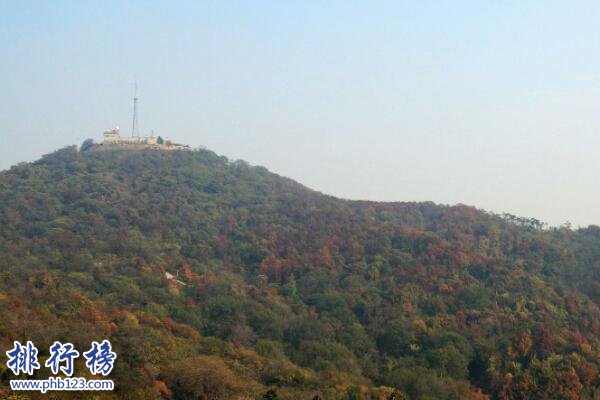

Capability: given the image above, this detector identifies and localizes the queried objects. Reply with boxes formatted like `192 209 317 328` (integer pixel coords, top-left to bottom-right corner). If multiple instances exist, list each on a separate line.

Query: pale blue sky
1 1 600 226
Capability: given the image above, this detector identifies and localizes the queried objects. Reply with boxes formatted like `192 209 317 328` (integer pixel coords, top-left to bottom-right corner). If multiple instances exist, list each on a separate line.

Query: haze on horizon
1 1 599 227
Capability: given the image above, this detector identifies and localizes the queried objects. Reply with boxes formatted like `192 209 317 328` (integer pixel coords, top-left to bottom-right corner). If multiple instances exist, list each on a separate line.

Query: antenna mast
131 82 139 137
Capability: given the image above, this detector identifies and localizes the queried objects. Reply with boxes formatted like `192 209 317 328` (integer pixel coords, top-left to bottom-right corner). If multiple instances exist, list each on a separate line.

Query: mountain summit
0 146 599 399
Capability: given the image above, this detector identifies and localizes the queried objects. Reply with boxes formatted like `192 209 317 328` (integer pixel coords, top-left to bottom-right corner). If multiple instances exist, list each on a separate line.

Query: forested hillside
1 146 599 399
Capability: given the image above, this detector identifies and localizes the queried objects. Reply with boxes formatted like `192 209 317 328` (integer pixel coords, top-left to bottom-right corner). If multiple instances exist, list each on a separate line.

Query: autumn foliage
0 146 599 399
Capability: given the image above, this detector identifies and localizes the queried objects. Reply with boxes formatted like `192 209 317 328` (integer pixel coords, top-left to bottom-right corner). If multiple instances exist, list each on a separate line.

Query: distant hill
0 145 599 399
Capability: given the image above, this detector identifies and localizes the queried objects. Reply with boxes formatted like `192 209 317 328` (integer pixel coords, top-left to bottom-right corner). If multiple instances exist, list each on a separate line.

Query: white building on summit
103 128 159 145
100 128 190 150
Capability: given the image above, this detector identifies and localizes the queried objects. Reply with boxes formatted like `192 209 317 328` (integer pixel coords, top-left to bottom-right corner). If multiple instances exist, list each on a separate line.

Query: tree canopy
0 146 599 399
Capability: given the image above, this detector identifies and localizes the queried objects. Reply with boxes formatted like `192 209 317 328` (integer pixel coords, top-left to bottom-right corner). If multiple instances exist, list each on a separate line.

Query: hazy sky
1 1 600 227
